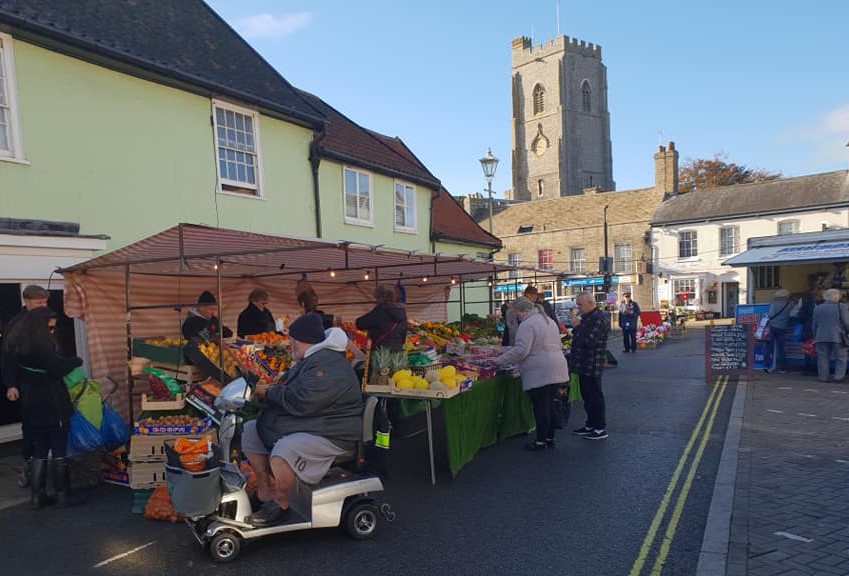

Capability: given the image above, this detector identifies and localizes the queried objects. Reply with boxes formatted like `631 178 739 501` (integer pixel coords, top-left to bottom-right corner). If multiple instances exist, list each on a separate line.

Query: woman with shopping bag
5 307 86 509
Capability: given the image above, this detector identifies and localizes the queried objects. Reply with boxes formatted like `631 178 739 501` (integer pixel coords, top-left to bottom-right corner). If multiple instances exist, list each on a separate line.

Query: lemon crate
389 380 461 399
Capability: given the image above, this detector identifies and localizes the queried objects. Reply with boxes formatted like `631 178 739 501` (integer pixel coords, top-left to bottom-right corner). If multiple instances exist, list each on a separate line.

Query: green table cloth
442 375 535 476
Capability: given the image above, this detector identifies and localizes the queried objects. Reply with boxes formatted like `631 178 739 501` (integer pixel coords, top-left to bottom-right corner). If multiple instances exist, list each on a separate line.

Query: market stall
57 223 566 488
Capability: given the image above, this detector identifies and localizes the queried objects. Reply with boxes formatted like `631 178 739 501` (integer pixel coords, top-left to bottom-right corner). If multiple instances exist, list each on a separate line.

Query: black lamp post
479 148 499 234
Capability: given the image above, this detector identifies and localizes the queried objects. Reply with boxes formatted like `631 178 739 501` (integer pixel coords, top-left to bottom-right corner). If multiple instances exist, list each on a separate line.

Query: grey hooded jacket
257 328 363 451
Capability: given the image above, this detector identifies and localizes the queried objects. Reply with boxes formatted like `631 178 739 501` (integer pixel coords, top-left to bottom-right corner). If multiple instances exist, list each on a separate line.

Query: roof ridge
684 168 848 196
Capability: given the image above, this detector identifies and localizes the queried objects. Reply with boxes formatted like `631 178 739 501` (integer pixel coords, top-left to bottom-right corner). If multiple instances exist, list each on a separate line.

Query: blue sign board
562 276 620 287
735 304 767 370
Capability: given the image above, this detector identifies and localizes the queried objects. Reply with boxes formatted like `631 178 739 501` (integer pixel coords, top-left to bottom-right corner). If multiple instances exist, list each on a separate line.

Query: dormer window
518 225 534 234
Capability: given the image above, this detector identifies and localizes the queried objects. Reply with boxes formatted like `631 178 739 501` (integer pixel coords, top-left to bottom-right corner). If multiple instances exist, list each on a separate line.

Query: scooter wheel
345 502 379 540
209 531 241 563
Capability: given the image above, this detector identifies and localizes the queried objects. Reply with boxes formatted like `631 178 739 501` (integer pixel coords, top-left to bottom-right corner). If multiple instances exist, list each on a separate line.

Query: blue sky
206 0 849 198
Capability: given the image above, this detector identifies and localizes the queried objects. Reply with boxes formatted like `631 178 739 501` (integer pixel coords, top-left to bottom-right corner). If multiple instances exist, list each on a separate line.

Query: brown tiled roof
652 170 849 226
297 90 440 189
432 188 502 249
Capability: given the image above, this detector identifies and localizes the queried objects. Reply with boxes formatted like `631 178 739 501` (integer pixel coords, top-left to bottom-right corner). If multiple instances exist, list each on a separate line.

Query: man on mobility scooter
242 312 363 527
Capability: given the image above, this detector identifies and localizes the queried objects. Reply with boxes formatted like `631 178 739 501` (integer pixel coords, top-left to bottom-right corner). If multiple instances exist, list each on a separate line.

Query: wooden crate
129 434 201 463
140 393 185 411
148 361 203 386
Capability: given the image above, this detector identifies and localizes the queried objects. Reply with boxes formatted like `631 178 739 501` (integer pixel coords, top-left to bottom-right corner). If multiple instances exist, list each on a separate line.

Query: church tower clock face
532 135 548 156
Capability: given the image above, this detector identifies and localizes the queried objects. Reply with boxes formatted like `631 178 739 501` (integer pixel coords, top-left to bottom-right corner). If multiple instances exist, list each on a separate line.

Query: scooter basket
165 464 221 517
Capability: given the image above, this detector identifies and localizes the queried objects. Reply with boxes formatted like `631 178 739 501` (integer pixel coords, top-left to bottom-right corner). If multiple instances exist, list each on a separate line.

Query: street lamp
479 148 499 233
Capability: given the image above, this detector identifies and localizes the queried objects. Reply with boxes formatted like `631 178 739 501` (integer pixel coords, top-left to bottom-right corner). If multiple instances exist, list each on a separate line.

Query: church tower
509 35 614 201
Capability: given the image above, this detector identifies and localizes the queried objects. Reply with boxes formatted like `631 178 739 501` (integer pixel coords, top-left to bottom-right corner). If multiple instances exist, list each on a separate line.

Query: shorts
241 420 347 485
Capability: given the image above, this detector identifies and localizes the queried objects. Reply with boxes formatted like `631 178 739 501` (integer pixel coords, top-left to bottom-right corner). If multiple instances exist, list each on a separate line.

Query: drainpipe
309 128 328 239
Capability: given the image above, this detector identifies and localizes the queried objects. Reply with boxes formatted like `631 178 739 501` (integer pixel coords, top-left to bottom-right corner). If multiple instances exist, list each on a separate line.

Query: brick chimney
654 141 679 195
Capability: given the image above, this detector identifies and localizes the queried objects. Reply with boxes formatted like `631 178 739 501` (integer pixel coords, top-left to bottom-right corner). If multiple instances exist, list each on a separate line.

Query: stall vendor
297 289 334 330
182 291 233 341
355 285 407 353
237 288 276 338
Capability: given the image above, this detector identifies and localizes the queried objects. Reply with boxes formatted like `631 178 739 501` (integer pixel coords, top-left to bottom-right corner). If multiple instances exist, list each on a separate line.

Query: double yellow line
629 375 729 576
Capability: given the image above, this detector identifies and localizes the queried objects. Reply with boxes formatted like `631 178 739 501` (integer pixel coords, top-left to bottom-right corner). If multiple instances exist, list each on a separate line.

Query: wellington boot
52 458 86 508
29 459 50 510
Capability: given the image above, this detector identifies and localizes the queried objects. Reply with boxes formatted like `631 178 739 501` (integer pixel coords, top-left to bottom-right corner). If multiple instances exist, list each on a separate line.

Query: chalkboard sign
705 325 753 382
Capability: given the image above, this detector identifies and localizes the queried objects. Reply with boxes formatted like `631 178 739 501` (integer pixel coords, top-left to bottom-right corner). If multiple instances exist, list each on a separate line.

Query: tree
678 153 781 193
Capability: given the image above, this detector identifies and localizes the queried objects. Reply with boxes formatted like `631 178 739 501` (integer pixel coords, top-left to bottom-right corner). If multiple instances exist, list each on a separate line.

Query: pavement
2 329 849 575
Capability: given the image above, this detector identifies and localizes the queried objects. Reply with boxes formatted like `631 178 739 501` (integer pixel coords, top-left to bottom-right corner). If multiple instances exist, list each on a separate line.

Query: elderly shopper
811 289 849 382
241 313 363 526
494 297 569 450
237 288 276 338
764 289 794 374
571 291 611 441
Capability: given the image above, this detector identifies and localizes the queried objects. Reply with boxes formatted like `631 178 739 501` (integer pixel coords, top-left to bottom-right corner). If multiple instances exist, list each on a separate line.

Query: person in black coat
297 288 334 330
237 288 276 338
355 285 407 353
1 285 49 488
5 307 85 508
182 291 233 341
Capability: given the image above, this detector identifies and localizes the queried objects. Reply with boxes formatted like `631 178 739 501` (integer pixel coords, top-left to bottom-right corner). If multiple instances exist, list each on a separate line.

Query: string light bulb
450 277 457 285
364 271 370 281
329 269 336 278
422 276 428 283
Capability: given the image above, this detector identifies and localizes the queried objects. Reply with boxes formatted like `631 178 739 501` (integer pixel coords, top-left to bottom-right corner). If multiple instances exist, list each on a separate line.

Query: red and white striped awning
60 223 554 285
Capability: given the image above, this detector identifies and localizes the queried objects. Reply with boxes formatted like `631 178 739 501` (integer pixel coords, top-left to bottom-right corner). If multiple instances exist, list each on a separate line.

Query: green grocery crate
133 339 186 365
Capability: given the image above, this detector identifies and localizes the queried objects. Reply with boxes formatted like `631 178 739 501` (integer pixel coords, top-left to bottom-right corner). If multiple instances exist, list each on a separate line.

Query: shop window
672 278 696 306
614 242 632 274
719 226 740 257
678 230 698 258
570 247 586 273
754 266 781 289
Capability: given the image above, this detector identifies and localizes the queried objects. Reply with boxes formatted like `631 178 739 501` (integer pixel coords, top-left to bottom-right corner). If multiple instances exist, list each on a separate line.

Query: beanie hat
288 313 326 344
197 291 217 305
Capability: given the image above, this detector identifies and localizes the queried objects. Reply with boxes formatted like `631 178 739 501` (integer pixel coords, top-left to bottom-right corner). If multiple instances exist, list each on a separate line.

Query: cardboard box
134 416 212 436
129 434 202 463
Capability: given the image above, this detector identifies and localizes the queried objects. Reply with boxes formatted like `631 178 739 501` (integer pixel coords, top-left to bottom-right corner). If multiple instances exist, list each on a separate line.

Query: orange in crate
173 434 215 472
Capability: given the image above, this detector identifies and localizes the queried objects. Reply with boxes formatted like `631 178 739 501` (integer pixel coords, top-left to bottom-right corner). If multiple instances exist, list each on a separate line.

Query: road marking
766 409 784 414
649 376 728 576
832 417 849 422
93 541 156 569
777 386 792 390
797 413 817 417
800 454 815 459
836 459 849 464
804 388 816 392
774 531 813 543
629 375 726 576
832 390 848 394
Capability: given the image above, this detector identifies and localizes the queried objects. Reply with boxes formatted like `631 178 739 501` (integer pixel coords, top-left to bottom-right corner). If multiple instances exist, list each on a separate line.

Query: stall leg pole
425 400 436 485
125 264 133 424
459 277 466 333
216 257 224 384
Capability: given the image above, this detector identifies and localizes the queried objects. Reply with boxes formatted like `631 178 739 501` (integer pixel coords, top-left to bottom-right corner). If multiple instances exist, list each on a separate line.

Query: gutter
432 232 501 250
309 127 328 238
316 148 441 191
650 201 849 228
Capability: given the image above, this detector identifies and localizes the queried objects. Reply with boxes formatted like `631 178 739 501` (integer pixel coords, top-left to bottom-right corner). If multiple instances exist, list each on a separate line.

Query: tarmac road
0 326 734 576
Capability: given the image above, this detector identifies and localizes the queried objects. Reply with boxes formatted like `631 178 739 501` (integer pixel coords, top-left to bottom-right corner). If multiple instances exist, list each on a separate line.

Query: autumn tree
678 153 781 193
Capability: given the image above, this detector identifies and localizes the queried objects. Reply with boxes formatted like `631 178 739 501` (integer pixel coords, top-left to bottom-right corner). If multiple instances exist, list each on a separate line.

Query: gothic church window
581 80 592 113
533 84 545 115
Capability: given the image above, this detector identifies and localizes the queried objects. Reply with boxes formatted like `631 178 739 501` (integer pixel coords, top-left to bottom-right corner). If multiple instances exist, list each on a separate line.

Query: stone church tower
510 35 614 201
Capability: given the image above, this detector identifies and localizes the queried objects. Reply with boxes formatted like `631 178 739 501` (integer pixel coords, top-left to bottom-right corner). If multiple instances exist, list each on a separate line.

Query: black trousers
527 384 557 443
622 326 637 352
29 422 69 459
578 373 606 431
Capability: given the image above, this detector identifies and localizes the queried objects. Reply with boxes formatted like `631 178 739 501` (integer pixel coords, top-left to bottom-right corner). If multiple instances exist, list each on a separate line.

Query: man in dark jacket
237 288 276 338
570 291 611 440
524 285 557 323
356 285 407 352
181 291 232 341
241 313 363 526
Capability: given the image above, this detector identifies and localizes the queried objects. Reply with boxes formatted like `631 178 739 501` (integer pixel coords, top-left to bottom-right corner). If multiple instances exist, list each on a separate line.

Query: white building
650 170 849 317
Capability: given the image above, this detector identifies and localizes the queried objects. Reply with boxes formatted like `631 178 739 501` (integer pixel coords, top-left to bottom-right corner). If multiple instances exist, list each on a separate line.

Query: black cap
288 313 326 344
198 291 217 305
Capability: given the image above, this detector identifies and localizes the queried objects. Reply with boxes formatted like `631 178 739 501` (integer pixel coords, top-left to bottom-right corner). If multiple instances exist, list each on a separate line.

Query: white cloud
235 12 312 39
781 103 849 166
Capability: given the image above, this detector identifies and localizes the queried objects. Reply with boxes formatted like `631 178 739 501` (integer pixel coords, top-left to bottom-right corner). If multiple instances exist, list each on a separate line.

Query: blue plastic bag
100 402 130 447
67 410 104 456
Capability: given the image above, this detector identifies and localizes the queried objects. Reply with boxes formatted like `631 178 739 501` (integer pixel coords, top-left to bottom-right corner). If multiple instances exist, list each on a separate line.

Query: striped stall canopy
59 223 556 419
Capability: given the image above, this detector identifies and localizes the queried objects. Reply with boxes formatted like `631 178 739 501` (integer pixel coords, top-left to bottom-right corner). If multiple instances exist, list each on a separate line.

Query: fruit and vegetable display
135 413 212 435
144 367 182 400
244 332 289 347
196 341 239 376
143 337 187 348
231 344 289 385
391 365 471 391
